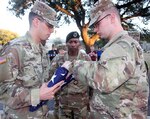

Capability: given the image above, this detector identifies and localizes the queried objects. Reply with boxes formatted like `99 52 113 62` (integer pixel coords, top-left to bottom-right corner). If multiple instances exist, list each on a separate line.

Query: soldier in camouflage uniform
49 31 92 119
56 44 67 56
0 1 64 119
62 0 149 119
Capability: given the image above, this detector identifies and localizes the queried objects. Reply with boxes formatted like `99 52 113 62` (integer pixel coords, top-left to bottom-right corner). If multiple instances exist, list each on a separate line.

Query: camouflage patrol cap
89 0 115 27
66 31 80 43
31 1 58 27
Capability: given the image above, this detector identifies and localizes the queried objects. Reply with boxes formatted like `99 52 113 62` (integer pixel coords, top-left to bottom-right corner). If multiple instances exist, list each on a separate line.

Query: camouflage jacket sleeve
0 46 31 109
79 51 91 61
0 44 42 109
73 40 144 93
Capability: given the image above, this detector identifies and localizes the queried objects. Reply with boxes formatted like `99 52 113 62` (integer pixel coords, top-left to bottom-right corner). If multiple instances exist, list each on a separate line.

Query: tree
7 0 150 46
141 30 150 43
0 29 19 45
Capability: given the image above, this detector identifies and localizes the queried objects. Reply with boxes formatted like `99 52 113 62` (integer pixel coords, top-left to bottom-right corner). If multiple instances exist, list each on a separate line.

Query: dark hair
52 44 55 48
28 12 43 27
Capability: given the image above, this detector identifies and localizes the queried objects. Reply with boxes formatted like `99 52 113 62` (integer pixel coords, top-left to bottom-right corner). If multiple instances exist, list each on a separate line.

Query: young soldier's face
67 38 80 50
33 17 54 42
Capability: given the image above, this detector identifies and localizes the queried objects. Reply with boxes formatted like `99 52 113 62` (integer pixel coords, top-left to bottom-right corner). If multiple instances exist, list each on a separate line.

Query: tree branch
117 0 143 9
55 4 74 17
81 23 99 46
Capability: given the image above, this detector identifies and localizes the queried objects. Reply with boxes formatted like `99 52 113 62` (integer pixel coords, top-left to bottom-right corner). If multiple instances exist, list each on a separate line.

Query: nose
70 42 76 46
48 27 54 33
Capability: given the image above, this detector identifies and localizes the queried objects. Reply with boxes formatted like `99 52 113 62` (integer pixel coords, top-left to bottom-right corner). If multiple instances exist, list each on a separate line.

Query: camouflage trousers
89 106 147 119
54 106 90 119
2 105 51 119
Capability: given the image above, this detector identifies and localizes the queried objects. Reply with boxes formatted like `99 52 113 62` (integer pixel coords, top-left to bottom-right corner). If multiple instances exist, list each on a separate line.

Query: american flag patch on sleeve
0 57 7 64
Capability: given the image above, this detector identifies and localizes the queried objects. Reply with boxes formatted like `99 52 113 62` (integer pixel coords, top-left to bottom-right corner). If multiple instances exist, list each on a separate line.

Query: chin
44 36 49 40
48 34 51 37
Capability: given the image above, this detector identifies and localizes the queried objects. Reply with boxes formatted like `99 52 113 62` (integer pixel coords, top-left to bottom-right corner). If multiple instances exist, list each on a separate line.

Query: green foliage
141 29 150 43
7 0 150 42
0 29 19 45
8 0 33 17
116 0 150 31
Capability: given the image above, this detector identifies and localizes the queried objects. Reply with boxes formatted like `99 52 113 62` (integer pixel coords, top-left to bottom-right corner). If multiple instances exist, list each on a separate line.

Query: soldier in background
56 44 67 56
48 44 58 61
0 1 64 119
47 44 67 117
88 45 97 61
49 31 92 119
62 0 148 118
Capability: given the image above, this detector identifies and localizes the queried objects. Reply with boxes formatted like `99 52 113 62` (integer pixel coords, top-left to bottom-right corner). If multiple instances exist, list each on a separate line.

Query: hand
61 61 72 70
40 80 64 100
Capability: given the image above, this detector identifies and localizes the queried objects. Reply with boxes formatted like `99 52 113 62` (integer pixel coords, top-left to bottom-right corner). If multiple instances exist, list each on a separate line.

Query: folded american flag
29 67 74 112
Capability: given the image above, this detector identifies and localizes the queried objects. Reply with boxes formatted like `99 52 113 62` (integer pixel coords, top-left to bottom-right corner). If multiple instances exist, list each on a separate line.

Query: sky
0 0 29 35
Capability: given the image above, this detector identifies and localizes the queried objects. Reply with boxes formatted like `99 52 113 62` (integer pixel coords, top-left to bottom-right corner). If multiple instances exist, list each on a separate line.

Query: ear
110 13 116 23
32 17 40 28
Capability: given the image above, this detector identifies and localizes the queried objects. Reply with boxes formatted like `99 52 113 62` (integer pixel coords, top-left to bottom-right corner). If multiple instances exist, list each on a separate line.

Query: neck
29 27 41 44
68 49 79 56
109 25 124 40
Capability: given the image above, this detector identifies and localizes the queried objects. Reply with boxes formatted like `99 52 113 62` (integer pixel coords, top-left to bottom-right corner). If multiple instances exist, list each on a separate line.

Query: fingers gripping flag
29 67 75 112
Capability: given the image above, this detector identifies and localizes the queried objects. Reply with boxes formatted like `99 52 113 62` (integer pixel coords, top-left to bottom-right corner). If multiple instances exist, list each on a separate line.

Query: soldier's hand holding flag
29 61 74 112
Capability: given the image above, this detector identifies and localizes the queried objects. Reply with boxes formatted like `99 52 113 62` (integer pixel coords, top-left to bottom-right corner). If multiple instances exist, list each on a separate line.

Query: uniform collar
25 31 43 53
104 30 128 49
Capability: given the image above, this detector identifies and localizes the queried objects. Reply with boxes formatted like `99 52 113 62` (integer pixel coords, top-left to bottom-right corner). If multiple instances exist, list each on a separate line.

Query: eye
69 41 78 44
